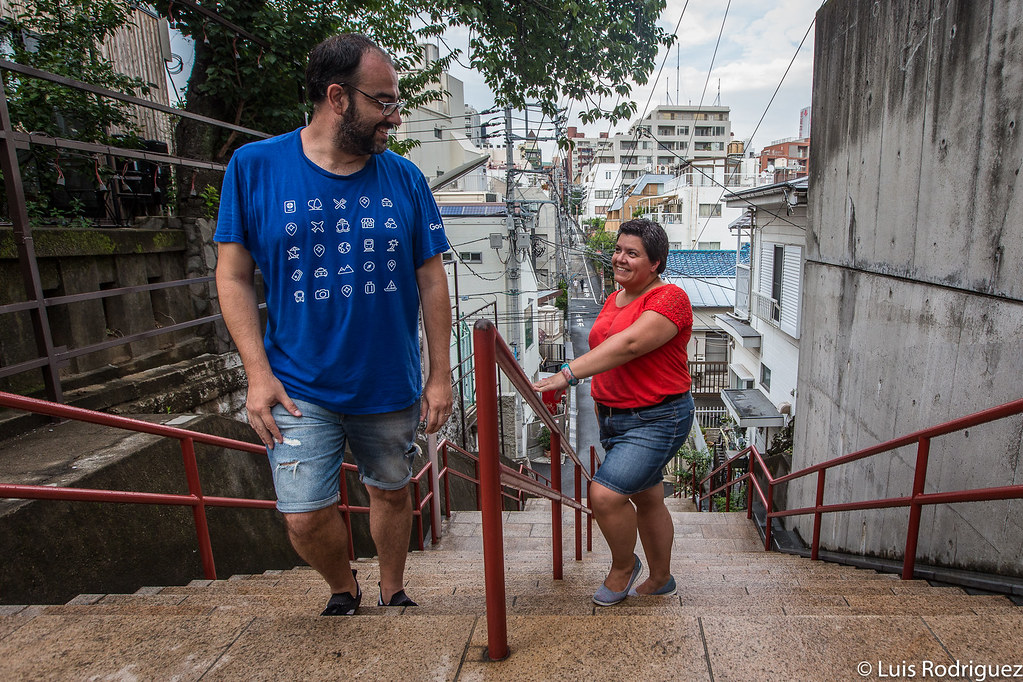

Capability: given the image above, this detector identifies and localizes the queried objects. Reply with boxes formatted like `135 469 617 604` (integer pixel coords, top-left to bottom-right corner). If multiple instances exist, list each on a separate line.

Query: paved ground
3 499 1021 680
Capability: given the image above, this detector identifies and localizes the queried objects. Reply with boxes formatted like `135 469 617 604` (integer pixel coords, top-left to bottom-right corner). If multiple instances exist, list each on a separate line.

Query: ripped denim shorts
266 398 420 513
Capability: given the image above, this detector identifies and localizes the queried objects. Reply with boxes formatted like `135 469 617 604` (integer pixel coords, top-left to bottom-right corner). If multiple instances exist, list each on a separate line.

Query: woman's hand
532 370 569 393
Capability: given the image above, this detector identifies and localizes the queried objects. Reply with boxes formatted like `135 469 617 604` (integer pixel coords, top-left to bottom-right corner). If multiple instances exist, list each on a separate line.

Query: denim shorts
266 398 421 513
593 392 695 496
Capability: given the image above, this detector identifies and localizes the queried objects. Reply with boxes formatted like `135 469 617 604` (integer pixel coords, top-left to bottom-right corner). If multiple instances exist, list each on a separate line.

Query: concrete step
3 508 1022 680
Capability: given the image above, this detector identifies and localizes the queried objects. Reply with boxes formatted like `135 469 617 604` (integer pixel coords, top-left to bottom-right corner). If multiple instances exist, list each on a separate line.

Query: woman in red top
534 219 695 606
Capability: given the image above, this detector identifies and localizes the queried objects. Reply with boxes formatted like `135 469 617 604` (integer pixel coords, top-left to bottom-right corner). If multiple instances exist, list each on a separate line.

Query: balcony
752 291 780 325
689 360 728 396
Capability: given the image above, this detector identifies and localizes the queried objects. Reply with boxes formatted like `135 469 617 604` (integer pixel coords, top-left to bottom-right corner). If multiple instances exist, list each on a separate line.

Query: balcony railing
752 291 780 325
688 360 728 396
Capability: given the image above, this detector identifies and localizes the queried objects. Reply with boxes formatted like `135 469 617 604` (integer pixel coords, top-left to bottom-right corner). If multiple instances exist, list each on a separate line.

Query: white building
715 178 808 454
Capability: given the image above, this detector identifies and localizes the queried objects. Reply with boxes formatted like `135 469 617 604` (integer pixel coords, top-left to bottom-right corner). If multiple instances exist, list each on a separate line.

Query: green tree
1 0 149 225
153 0 673 213
585 228 616 275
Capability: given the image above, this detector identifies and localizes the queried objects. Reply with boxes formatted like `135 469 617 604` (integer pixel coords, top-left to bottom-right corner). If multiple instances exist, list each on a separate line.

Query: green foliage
582 217 606 234
536 425 551 452
154 0 670 173
585 228 616 275
712 486 747 512
3 0 149 142
554 278 568 316
199 184 220 220
428 0 673 124
1 0 148 225
676 443 712 485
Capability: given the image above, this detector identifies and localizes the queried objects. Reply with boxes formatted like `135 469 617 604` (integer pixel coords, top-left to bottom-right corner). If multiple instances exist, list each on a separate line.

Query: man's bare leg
283 506 358 595
366 484 413 602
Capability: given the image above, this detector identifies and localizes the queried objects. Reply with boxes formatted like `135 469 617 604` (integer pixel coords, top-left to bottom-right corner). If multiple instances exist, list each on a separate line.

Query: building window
442 252 453 261
771 244 784 321
594 190 612 199
658 126 674 136
434 128 443 139
605 171 612 179
459 252 483 263
524 304 534 349
698 203 722 217
677 126 689 136
760 363 772 391
620 140 637 150
697 241 721 250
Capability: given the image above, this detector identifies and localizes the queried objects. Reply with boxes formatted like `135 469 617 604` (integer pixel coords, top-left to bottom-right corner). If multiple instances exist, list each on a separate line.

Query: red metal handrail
0 390 440 580
472 319 594 661
697 397 1023 581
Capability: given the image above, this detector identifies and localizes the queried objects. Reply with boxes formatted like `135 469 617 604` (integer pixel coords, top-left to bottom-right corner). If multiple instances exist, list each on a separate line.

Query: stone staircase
2 498 1021 680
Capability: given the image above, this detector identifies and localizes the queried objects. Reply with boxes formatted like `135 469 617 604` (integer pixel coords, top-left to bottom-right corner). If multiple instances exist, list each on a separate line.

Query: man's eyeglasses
339 82 404 116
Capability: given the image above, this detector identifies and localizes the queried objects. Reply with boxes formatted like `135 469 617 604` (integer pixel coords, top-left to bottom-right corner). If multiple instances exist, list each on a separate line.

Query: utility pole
504 105 524 460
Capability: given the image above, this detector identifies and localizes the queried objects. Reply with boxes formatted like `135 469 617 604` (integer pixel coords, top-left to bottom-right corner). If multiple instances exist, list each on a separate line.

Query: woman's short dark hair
306 33 390 106
617 218 669 274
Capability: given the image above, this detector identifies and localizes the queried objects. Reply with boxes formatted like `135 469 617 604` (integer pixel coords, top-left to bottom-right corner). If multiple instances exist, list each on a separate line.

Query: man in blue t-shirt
215 34 452 616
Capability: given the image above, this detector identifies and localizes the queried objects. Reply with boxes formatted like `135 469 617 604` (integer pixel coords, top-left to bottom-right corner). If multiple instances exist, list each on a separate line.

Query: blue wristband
560 363 579 386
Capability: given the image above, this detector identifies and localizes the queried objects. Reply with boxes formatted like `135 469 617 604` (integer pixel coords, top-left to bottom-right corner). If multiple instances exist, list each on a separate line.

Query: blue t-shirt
214 128 449 414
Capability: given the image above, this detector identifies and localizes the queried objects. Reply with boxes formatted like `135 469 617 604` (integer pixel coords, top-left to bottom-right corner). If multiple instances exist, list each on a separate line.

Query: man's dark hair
306 33 391 105
617 218 669 274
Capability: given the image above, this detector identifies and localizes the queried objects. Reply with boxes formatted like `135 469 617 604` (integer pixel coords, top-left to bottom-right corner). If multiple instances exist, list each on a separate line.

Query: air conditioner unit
656 164 670 174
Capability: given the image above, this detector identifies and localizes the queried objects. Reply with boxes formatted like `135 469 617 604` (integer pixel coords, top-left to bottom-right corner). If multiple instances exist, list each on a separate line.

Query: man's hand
532 371 569 393
420 375 453 434
246 372 302 448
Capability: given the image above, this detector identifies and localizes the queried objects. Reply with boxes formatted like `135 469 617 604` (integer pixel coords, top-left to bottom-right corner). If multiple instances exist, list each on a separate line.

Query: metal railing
0 390 440 580
0 59 267 403
472 318 595 661
696 397 1023 581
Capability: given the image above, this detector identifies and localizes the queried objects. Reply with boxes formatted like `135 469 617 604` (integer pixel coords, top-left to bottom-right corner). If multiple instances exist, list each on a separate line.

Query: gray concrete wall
791 0 1023 576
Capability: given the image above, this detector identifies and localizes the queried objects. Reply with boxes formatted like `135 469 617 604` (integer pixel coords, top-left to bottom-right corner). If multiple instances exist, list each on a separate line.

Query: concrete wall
0 219 227 397
791 0 1023 576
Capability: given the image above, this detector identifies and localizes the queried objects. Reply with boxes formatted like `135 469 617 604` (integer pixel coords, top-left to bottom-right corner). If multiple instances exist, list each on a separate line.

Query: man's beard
333 101 390 155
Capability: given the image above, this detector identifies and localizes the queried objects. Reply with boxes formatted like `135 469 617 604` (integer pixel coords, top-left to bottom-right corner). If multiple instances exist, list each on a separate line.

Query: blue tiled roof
664 250 739 277
739 242 751 266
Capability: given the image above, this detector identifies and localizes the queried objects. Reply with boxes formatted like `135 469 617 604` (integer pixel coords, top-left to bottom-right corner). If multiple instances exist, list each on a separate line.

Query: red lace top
588 284 693 408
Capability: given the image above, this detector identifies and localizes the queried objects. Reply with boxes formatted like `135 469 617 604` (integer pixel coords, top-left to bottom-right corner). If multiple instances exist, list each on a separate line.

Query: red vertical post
903 437 931 580
180 438 216 580
691 462 698 507
441 443 452 517
574 459 582 561
811 469 826 561
473 321 509 660
339 464 355 560
550 429 563 579
746 451 754 519
764 483 774 551
588 446 596 552
725 462 732 512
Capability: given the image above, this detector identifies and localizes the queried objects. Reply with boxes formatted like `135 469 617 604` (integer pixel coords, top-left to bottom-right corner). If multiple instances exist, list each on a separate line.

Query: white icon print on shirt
308 198 323 211
387 239 398 252
339 242 351 254
363 239 374 252
384 281 397 292
365 282 376 294
336 218 350 232
387 260 396 271
362 217 375 229
291 270 303 281
341 285 353 298
364 262 375 272
284 200 296 213
294 291 305 302
313 244 325 257
381 198 393 207
287 247 300 260
429 222 443 231
285 222 298 236
314 289 329 300
311 221 324 232
334 198 346 210
313 267 328 278
359 196 370 208
337 265 354 275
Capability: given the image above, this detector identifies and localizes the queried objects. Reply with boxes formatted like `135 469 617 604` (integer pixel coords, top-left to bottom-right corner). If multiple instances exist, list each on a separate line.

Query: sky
440 0 822 153
167 1 822 154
